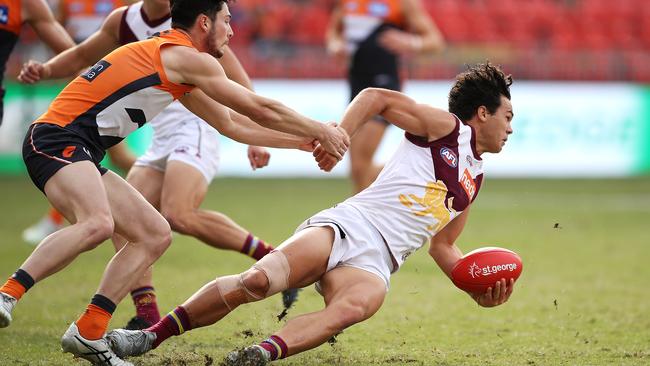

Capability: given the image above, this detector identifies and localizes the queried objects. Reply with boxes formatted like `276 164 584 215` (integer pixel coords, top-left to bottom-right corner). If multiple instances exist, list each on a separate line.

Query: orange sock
0 278 26 301
48 208 64 225
75 304 112 340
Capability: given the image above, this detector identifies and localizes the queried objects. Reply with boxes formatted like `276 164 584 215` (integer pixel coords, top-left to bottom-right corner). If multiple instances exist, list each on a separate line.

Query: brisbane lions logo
440 147 458 168
468 262 482 279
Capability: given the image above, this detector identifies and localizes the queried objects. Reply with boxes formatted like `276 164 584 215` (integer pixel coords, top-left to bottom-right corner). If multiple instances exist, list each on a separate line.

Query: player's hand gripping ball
451 247 522 293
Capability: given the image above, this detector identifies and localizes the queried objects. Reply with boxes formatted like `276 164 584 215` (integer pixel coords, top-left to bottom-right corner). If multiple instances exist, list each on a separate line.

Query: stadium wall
0 80 648 178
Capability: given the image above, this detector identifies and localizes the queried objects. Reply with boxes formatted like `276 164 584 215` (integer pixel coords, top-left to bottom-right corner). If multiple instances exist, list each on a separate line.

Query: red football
451 247 523 293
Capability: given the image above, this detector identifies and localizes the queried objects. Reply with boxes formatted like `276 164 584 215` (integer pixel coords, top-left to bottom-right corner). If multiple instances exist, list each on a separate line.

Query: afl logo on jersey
0 6 9 25
440 147 458 168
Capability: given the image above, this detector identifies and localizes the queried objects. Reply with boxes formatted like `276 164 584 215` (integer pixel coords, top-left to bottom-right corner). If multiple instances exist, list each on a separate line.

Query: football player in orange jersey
19 0 300 330
0 0 349 364
327 0 445 193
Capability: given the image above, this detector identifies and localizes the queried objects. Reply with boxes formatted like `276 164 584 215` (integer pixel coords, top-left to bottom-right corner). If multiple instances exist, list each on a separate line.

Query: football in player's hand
451 247 523 293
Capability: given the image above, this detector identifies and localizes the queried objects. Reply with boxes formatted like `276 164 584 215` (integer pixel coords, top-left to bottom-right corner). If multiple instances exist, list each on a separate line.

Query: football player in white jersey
17 0 302 329
106 63 516 365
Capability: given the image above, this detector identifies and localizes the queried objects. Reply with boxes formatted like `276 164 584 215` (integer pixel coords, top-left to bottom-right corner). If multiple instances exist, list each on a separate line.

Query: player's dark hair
448 62 512 122
170 0 231 30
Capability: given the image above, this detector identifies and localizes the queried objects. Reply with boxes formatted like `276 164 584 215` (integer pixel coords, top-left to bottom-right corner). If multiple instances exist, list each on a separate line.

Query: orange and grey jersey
0 0 21 102
34 29 195 150
118 1 189 139
343 115 484 269
341 0 405 75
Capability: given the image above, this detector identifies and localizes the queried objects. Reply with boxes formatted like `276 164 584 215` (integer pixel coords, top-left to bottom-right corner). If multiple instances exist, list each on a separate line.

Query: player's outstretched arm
314 88 455 171
180 89 316 150
345 88 456 140
19 6 125 83
163 46 348 159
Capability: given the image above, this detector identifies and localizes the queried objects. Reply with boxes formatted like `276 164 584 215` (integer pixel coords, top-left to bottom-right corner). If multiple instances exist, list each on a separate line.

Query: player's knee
146 220 172 258
80 214 114 249
251 250 291 297
162 209 194 235
241 268 270 298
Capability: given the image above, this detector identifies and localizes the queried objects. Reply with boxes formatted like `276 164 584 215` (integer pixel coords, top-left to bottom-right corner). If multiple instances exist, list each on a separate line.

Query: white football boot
61 323 133 366
22 216 65 245
106 328 156 358
0 292 17 328
224 345 271 366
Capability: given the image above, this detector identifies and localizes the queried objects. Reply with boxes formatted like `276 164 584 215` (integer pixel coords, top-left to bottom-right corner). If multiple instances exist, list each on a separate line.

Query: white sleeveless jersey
119 2 191 139
343 116 484 269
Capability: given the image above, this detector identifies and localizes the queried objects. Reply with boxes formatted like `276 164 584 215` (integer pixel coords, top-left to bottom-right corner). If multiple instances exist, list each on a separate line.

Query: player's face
484 96 514 153
206 5 233 59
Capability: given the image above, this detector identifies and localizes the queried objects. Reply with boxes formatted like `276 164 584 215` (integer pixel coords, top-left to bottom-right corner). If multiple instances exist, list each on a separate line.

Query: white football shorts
134 116 220 183
295 203 394 291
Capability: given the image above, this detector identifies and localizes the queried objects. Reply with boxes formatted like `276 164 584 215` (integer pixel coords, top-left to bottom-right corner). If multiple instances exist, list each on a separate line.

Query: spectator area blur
7 0 650 81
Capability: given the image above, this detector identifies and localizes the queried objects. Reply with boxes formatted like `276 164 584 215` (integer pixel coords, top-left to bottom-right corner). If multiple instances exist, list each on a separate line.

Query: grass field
0 176 649 366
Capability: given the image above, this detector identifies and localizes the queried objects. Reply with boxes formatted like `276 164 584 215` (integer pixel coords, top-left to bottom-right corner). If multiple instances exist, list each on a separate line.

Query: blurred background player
21 0 136 245
0 0 74 125
106 63 515 366
18 0 301 329
54 0 130 43
326 0 445 192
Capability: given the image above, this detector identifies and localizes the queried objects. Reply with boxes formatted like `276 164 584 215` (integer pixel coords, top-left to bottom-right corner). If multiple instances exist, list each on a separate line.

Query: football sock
0 269 35 301
48 208 64 225
240 234 273 261
131 286 160 324
146 306 192 349
259 335 288 360
75 294 115 340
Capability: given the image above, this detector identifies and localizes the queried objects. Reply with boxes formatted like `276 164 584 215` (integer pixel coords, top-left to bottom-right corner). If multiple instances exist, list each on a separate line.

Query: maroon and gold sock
0 269 35 301
75 294 115 340
131 287 160 324
145 306 192 349
259 335 288 360
240 234 273 261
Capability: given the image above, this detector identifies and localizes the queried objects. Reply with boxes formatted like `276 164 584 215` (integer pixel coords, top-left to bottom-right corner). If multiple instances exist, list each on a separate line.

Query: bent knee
141 218 172 258
162 210 195 235
79 215 114 249
241 268 270 298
